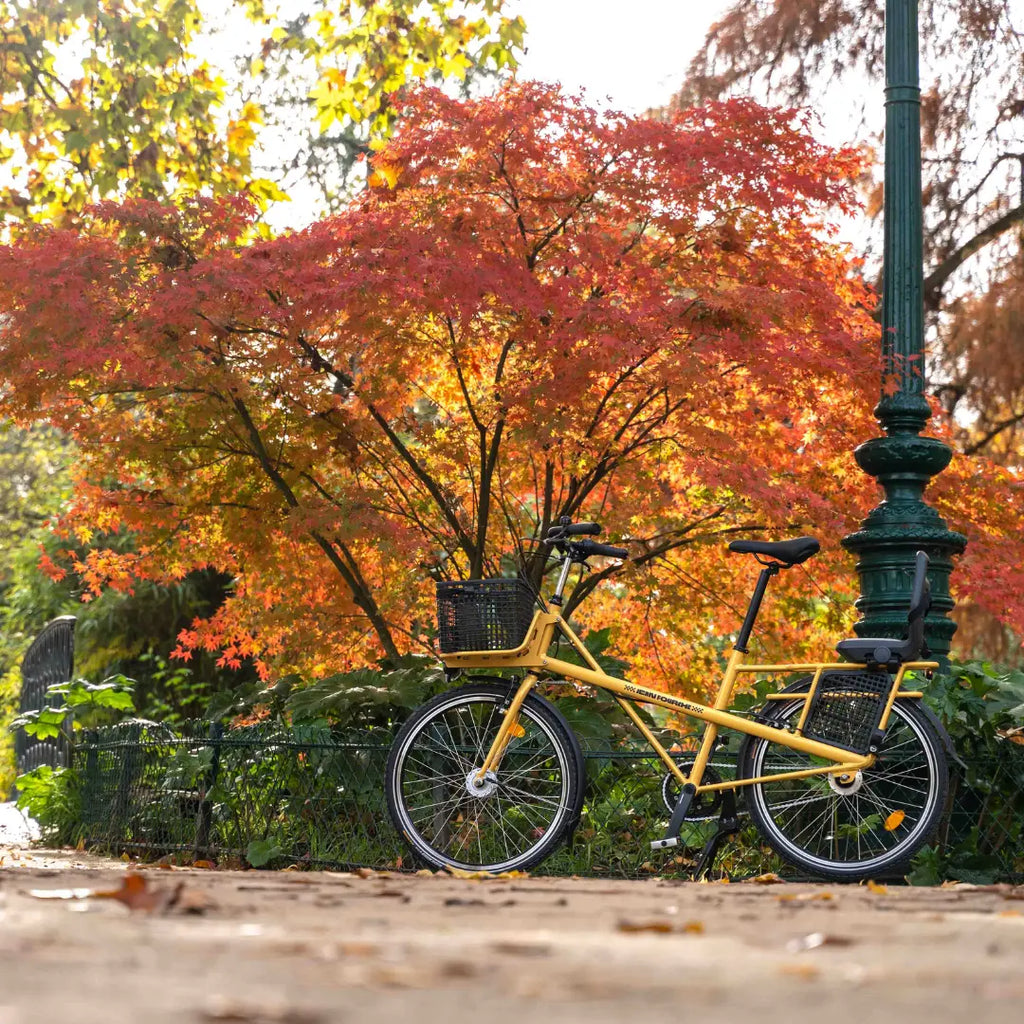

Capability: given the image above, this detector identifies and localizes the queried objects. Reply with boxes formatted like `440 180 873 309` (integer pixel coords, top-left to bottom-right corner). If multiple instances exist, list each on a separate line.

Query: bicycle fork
473 674 539 782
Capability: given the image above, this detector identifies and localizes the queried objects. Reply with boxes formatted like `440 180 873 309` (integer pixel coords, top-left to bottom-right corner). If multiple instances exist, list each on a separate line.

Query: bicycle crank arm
650 782 696 851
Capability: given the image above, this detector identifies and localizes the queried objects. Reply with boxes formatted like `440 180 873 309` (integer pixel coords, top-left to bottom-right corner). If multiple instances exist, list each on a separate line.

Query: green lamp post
841 0 966 662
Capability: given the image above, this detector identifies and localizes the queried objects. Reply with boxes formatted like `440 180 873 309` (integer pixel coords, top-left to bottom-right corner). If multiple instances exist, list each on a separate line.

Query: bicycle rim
389 689 577 872
744 700 946 879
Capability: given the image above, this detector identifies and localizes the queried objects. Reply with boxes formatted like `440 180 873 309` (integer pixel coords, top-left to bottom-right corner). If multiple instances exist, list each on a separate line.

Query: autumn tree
0 0 525 662
676 0 1024 466
1 82 1021 695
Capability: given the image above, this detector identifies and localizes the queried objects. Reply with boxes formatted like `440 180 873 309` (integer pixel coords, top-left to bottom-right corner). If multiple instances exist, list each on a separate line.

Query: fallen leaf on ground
940 882 1012 892
354 867 376 879
445 867 492 880
337 942 379 957
444 867 529 880
618 919 673 934
779 963 821 979
489 940 551 957
164 881 216 915
748 872 785 884
94 873 164 912
865 880 887 894
617 919 704 935
777 892 835 903
786 932 855 952
199 994 323 1023
192 859 217 870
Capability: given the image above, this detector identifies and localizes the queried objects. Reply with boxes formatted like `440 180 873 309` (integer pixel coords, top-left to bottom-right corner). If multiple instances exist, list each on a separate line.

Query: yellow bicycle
385 520 951 881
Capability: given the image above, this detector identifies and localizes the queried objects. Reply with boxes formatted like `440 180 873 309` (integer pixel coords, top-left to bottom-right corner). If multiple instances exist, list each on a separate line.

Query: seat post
734 563 779 653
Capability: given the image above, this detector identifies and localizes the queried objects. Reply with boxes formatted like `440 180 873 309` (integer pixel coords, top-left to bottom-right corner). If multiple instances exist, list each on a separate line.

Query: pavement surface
2 835 1024 1024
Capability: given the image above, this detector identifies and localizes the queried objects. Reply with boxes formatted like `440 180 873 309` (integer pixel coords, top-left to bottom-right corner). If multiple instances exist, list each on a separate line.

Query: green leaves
920 660 1024 741
13 763 80 843
12 675 135 737
0 0 257 226
245 837 285 867
283 656 446 726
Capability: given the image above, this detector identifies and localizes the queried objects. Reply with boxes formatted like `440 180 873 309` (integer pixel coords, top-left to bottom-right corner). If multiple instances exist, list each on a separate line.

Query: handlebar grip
576 539 628 559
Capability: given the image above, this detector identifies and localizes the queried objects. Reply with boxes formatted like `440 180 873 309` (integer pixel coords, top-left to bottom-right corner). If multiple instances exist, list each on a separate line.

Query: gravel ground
2 841 1024 1024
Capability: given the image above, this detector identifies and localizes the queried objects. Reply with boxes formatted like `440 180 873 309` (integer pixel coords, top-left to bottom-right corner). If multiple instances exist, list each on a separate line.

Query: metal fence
69 720 1024 881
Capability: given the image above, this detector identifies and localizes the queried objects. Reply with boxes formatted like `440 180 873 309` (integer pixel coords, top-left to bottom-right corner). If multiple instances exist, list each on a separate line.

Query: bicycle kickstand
692 791 740 881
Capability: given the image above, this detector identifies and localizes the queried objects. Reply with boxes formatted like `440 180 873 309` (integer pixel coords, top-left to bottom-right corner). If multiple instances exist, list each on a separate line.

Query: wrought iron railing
68 720 1024 881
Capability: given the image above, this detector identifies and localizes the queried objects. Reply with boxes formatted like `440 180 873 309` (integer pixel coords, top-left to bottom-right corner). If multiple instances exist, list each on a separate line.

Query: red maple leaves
0 82 1017 690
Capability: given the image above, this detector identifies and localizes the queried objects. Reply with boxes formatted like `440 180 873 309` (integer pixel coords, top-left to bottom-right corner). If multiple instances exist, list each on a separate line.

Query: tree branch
923 204 1024 309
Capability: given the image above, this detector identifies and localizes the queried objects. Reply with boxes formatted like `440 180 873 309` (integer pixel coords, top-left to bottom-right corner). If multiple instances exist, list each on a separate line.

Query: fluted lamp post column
841 0 966 663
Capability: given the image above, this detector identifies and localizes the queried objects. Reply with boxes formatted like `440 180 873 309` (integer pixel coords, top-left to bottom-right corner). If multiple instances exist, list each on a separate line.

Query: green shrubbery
12 674 136 843
909 661 1024 883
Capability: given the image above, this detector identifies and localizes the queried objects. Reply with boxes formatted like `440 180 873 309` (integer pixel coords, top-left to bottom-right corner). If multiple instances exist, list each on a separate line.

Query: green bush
14 764 81 844
909 660 1024 884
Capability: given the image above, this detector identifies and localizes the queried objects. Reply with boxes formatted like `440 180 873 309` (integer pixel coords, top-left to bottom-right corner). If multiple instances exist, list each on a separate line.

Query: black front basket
436 578 536 654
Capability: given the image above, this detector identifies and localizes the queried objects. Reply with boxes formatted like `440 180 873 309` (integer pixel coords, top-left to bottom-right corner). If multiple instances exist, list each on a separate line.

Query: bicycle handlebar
545 522 601 540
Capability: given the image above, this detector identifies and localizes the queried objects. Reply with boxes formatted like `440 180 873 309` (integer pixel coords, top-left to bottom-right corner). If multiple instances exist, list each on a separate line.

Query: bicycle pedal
650 837 678 851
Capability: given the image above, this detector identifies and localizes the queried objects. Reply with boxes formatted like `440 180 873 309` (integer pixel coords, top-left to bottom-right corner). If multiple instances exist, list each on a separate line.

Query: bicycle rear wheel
386 683 585 873
739 698 948 881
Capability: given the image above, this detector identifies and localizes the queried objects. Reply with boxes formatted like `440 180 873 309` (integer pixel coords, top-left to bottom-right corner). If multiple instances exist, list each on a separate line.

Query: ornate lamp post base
842 434 966 661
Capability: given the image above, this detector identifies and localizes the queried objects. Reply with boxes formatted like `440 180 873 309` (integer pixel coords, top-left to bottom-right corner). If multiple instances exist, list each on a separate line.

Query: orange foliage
0 82 1018 694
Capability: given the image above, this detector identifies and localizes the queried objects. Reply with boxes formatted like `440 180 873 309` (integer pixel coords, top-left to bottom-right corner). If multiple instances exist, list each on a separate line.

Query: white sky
507 0 736 113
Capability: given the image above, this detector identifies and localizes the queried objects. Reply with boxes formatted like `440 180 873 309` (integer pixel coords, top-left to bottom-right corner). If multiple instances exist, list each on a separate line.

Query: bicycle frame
441 608 936 799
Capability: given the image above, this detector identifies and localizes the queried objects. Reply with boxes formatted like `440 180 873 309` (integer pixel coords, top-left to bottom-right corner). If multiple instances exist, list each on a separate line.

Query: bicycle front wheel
739 698 948 881
385 683 585 873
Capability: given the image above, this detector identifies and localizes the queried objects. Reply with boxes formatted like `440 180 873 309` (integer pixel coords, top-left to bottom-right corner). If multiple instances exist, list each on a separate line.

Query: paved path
2 854 1024 1024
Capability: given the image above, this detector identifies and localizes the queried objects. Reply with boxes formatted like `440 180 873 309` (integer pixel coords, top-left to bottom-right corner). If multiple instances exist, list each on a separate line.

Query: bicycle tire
738 697 948 881
386 682 585 873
